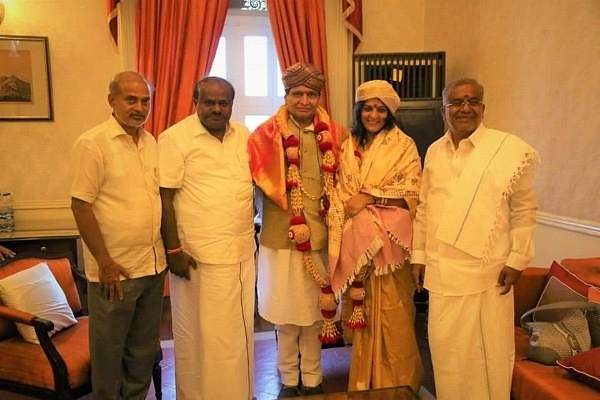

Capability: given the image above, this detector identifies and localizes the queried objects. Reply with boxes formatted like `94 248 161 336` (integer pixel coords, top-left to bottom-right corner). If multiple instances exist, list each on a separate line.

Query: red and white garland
281 115 342 344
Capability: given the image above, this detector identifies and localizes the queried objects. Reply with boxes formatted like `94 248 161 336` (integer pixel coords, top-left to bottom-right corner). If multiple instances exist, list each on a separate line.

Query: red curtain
267 0 330 112
342 0 362 52
107 0 120 48
136 1 229 137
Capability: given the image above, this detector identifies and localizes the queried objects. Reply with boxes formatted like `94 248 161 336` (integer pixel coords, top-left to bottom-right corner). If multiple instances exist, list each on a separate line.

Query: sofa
511 257 600 400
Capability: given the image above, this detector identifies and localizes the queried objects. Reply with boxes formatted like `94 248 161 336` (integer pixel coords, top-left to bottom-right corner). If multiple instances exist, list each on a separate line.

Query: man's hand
411 263 425 293
168 251 197 280
497 265 522 295
98 258 131 302
0 245 15 261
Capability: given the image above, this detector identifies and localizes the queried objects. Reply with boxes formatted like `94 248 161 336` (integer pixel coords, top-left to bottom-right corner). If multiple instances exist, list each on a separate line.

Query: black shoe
278 385 301 398
302 384 325 396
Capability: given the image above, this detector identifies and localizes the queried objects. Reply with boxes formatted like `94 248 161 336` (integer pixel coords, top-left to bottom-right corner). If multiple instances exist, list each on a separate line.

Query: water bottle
0 192 14 234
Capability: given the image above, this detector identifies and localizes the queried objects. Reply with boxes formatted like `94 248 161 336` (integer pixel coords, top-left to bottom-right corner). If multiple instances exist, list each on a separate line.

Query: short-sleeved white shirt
70 116 167 281
158 114 255 264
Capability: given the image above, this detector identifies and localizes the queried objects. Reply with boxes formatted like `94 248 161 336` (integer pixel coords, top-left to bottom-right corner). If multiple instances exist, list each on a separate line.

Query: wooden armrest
71 265 87 283
0 304 54 332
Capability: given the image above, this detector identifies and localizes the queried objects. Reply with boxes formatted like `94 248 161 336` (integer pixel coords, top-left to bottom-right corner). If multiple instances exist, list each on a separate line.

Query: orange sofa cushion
512 358 599 400
0 256 82 340
0 256 82 313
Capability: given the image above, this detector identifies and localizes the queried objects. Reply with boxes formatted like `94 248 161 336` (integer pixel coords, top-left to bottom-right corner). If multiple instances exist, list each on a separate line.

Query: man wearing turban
248 62 347 398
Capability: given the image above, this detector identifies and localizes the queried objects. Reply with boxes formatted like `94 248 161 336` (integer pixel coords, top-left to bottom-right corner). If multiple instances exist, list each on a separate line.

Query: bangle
166 246 183 255
375 197 388 206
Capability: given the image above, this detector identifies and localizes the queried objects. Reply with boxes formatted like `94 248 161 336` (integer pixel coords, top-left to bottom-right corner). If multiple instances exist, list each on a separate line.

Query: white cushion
0 262 77 344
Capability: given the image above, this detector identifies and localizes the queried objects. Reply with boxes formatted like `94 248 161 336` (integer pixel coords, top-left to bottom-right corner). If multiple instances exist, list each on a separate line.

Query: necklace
277 107 341 344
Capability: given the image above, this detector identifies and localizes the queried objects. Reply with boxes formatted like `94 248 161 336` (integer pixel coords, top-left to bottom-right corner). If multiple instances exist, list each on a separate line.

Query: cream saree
328 126 424 392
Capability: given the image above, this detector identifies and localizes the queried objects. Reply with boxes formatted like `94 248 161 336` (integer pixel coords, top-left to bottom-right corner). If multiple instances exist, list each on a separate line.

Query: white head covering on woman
355 80 401 113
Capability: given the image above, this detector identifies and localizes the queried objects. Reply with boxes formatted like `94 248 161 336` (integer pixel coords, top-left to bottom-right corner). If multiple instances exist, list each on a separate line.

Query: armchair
0 252 91 399
0 252 164 399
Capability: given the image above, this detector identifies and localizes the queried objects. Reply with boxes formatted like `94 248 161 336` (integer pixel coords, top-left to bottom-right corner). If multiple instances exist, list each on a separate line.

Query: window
209 10 283 132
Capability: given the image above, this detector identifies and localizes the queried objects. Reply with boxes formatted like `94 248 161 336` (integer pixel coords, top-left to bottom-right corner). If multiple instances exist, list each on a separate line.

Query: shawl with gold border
328 126 422 294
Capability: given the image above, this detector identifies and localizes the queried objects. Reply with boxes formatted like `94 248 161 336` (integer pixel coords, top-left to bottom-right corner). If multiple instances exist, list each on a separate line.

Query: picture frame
0 35 53 121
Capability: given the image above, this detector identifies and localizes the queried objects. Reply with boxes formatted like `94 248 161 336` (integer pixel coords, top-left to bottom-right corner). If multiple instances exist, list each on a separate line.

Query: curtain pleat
267 0 330 112
136 0 229 137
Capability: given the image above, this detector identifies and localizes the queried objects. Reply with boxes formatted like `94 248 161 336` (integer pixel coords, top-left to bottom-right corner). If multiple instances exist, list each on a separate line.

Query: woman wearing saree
328 80 424 393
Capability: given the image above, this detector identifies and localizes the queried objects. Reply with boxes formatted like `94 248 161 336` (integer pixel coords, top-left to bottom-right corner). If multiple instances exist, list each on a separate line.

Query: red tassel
283 135 299 148
290 215 306 225
296 241 311 252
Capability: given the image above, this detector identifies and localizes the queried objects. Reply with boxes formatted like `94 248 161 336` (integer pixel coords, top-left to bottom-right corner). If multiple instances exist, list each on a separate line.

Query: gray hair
442 78 484 104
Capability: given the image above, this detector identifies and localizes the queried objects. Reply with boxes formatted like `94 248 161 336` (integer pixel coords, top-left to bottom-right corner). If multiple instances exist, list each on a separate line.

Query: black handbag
520 300 596 365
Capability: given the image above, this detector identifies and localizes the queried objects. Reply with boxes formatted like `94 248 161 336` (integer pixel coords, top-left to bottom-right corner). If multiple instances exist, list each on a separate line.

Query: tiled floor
0 300 436 400
152 331 435 400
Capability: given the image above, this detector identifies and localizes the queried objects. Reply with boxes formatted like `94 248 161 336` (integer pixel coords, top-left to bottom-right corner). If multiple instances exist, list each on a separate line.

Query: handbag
520 300 595 365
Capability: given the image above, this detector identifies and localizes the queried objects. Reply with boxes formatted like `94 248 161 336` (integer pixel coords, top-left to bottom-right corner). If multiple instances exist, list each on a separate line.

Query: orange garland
280 113 341 344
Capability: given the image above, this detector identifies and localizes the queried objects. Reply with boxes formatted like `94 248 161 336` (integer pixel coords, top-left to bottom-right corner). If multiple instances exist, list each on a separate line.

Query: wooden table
297 386 420 399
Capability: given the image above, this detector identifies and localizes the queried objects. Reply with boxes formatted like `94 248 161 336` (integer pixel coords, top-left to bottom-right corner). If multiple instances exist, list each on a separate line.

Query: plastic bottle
0 192 14 234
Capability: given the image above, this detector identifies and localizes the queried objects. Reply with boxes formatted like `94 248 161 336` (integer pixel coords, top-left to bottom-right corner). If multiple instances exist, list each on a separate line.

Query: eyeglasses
443 99 484 109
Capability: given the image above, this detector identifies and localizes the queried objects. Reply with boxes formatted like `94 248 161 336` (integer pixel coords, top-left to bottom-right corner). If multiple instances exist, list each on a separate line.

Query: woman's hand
344 193 374 217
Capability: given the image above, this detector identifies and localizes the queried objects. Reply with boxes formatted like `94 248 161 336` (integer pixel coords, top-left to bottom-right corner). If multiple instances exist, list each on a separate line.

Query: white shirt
70 116 166 281
411 125 538 295
158 114 255 264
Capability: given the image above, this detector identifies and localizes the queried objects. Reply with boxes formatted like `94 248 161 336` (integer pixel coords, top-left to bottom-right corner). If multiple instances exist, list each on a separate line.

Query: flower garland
281 116 342 344
345 148 368 330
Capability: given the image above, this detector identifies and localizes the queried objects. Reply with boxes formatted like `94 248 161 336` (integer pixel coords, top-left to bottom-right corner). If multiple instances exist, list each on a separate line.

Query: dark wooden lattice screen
353 52 446 100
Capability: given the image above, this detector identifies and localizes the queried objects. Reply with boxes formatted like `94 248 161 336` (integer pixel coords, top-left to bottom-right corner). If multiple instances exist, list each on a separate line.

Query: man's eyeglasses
444 99 484 109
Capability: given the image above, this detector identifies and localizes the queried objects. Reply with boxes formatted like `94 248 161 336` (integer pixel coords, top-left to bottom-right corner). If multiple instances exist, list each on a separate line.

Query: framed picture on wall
0 35 53 121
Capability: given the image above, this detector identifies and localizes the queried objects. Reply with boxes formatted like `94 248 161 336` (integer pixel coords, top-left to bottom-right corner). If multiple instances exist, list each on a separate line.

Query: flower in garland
280 116 342 344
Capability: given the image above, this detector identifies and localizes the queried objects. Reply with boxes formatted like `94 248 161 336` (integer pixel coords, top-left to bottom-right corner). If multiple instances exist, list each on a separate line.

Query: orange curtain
136 1 229 137
267 0 330 112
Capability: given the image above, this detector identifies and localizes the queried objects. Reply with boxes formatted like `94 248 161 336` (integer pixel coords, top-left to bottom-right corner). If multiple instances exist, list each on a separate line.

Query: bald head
109 71 153 96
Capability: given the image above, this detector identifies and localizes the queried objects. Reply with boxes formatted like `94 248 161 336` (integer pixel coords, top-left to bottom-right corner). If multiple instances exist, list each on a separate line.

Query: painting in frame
0 35 53 121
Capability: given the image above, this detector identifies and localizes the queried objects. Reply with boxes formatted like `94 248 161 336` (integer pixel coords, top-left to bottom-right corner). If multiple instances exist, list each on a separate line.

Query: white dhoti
428 287 515 400
170 257 255 400
257 245 327 387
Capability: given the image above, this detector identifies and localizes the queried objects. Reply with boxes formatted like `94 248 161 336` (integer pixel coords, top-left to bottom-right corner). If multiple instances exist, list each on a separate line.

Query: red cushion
534 261 592 321
560 257 600 288
557 347 600 390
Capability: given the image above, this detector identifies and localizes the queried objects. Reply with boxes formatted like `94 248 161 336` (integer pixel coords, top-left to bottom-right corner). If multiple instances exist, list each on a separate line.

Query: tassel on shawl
345 265 368 329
